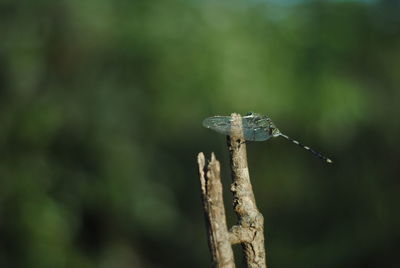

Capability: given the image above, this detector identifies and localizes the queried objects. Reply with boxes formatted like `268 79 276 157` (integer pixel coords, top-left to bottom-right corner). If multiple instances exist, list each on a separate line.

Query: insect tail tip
327 159 333 164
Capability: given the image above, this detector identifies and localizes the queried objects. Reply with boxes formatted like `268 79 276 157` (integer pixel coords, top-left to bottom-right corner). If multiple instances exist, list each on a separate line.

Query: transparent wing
202 116 233 136
202 114 274 141
242 114 273 141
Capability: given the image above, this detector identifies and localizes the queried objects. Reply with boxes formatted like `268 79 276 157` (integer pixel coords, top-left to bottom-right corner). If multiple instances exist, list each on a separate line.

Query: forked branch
198 113 267 268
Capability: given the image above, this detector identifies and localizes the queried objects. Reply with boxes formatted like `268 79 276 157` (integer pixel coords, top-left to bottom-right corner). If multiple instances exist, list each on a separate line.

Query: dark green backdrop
1 0 399 267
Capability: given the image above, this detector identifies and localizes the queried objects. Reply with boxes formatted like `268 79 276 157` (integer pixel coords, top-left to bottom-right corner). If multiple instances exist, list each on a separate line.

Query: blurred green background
1 0 399 267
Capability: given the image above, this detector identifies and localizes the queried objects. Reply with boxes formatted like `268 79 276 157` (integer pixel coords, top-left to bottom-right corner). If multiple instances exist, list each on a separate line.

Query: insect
202 112 333 163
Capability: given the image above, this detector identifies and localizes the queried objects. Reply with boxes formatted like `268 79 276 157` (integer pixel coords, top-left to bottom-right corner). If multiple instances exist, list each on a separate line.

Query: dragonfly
202 112 333 163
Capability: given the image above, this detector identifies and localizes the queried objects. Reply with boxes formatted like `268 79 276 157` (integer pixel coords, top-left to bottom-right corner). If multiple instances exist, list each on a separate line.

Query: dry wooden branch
198 152 235 268
227 113 267 268
198 113 267 268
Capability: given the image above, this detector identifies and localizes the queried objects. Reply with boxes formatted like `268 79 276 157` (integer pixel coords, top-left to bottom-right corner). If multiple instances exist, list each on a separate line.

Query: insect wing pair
202 113 332 163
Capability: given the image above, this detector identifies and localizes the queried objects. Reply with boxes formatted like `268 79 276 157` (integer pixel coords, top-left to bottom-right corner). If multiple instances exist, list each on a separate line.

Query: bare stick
227 113 267 268
198 152 236 268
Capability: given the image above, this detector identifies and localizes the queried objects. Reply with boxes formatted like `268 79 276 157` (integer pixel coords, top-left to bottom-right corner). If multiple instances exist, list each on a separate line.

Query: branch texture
198 152 235 268
227 113 267 268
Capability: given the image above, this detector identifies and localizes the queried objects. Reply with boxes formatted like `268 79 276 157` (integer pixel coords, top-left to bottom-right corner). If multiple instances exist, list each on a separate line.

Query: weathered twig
198 152 235 268
198 113 267 268
227 113 267 268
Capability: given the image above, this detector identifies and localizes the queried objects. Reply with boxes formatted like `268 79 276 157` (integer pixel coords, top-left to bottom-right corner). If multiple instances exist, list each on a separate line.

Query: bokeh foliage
0 0 399 267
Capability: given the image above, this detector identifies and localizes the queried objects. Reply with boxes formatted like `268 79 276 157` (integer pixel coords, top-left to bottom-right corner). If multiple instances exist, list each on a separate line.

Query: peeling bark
198 152 235 268
227 113 267 268
198 113 267 268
